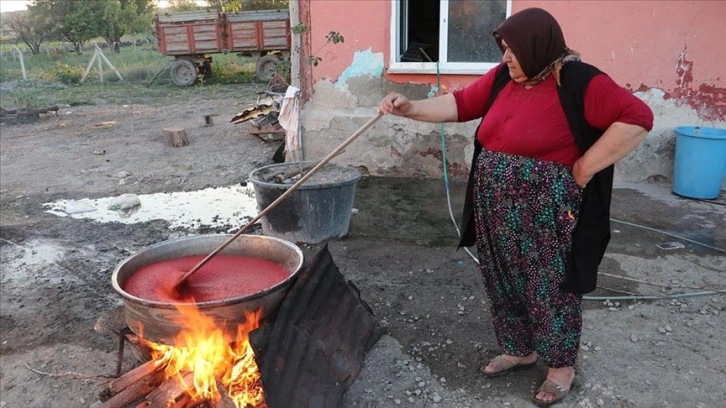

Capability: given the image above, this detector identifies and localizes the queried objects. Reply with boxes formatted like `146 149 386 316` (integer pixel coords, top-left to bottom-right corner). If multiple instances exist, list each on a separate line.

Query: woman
378 7 653 407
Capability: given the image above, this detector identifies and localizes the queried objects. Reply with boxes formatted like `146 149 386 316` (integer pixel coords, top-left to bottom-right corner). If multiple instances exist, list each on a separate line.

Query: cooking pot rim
111 234 304 308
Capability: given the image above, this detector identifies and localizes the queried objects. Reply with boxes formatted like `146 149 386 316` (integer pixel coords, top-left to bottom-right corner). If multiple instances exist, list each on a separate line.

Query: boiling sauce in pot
123 255 291 302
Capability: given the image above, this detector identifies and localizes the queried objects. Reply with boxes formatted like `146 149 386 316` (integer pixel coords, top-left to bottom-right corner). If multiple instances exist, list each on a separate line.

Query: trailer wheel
170 59 198 86
256 55 281 82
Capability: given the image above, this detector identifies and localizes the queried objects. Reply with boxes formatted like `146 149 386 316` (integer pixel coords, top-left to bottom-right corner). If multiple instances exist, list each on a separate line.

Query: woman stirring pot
378 7 653 407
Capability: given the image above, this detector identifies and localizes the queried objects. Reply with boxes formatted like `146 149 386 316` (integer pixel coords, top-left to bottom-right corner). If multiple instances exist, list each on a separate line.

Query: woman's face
501 40 528 83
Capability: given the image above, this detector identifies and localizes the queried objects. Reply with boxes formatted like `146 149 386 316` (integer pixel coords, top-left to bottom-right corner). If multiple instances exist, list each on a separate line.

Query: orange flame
147 306 265 407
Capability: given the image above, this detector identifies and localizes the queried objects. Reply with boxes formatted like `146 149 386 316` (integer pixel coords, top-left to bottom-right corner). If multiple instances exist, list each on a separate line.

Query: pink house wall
308 0 725 121
307 0 390 82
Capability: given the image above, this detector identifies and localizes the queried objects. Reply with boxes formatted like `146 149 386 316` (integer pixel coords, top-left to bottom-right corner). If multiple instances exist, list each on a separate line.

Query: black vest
458 62 610 294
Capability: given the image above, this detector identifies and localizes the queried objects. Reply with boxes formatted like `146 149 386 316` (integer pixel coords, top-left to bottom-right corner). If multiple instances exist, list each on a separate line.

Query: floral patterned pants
473 149 584 368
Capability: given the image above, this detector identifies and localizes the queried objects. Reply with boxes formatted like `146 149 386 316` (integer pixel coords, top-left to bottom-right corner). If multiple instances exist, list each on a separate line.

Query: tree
96 0 155 53
27 0 155 54
28 0 99 54
168 0 204 11
206 0 288 12
3 10 53 55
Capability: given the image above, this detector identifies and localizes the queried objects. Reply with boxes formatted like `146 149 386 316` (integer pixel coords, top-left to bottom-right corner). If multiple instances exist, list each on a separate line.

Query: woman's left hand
572 122 649 189
572 158 592 188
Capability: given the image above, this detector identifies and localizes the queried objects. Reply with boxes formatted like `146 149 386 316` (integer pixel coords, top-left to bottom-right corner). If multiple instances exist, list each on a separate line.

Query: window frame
387 0 512 75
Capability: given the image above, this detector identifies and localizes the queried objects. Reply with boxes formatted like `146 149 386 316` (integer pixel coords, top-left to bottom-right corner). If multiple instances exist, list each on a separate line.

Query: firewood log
100 360 164 401
145 371 194 408
215 379 238 408
99 369 164 408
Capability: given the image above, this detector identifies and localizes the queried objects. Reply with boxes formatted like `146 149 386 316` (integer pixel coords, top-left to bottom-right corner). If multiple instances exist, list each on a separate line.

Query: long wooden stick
172 112 383 290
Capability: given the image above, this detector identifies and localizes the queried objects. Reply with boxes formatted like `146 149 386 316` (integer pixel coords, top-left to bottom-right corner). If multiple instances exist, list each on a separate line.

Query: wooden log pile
93 362 253 408
93 307 266 408
0 105 59 124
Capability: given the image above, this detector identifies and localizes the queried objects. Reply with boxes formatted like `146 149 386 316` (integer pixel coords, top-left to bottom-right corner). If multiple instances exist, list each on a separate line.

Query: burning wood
99 360 164 402
97 245 383 408
95 305 266 408
98 369 164 408
96 360 265 408
141 371 195 408
215 380 242 408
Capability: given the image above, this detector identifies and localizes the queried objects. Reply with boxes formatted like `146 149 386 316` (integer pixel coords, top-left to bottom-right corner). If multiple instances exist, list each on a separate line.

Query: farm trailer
155 9 291 85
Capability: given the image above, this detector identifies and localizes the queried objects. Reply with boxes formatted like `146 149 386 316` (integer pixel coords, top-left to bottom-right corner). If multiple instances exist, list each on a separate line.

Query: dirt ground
1 82 724 408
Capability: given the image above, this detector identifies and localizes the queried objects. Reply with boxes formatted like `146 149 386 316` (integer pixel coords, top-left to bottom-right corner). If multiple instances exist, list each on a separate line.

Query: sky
0 0 28 13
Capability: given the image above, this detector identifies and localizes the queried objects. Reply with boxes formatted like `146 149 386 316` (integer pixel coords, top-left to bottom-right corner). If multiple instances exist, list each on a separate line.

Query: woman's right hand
378 92 458 123
379 92 411 117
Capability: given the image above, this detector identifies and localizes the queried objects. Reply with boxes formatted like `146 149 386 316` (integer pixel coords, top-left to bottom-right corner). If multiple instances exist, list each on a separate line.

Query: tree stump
161 127 189 147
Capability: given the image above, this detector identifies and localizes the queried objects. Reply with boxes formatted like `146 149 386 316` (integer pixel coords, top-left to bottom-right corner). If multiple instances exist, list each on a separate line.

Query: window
389 0 511 75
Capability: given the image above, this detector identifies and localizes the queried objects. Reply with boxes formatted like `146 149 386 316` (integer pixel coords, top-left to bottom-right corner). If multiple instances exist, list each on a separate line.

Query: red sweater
453 63 654 166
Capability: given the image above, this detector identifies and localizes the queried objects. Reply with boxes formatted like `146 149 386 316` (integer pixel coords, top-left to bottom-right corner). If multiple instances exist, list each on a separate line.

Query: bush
204 57 256 84
123 66 162 82
42 62 84 85
4 86 40 110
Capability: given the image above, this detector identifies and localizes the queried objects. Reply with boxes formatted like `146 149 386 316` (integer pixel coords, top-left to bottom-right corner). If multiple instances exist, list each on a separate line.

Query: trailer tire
256 55 281 82
170 59 198 86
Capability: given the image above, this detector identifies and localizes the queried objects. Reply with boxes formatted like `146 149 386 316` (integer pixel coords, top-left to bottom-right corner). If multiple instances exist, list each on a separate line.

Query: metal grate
250 245 384 408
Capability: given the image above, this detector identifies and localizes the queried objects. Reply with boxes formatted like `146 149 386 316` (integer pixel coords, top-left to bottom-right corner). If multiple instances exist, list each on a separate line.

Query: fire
146 305 265 407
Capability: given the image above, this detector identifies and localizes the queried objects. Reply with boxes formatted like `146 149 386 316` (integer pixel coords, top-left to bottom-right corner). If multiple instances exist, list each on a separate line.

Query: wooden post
81 50 99 83
11 46 27 80
202 114 214 126
289 0 301 88
82 45 124 83
98 48 104 83
162 127 189 147
96 44 124 81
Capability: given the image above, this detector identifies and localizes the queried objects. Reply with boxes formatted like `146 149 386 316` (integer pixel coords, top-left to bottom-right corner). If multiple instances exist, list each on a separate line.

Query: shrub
206 58 256 84
42 62 84 85
123 66 162 82
5 87 40 110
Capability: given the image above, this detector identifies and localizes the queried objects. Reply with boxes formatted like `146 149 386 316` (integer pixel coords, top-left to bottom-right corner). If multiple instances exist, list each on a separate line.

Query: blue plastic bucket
672 126 726 199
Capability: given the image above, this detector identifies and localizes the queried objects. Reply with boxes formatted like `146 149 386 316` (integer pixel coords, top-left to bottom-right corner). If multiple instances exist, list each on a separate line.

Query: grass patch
0 80 259 110
0 42 266 110
207 55 257 84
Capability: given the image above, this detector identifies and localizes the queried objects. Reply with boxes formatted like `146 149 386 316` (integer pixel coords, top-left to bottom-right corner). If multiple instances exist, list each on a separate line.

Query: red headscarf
493 8 568 79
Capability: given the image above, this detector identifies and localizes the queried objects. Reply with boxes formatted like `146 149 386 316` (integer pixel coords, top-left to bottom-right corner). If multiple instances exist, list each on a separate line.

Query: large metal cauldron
112 234 304 344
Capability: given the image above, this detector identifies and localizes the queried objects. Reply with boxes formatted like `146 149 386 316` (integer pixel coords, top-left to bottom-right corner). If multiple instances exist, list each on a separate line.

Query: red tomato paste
123 255 290 303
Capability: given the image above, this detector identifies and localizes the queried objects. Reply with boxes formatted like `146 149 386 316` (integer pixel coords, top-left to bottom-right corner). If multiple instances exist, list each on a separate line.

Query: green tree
96 0 155 53
206 0 288 12
29 0 99 54
168 0 204 11
3 10 53 55
27 0 154 54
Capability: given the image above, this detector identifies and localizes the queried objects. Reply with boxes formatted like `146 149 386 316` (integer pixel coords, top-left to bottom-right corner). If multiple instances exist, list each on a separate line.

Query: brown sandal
480 355 536 378
531 378 571 407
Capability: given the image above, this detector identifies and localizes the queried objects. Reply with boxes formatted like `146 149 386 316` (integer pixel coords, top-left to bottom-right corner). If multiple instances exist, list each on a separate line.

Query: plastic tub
249 161 361 243
672 126 726 199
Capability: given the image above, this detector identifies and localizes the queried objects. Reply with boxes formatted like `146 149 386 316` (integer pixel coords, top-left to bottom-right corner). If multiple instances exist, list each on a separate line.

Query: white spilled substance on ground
43 184 259 230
